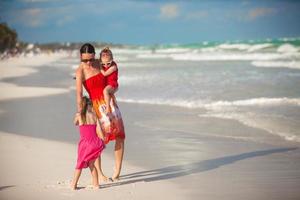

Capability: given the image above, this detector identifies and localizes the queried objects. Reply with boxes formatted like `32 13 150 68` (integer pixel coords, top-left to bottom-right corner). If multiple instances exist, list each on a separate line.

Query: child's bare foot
70 183 77 190
110 174 120 182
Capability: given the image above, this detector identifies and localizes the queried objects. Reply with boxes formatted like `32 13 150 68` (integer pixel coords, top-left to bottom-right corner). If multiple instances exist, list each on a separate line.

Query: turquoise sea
108 37 300 143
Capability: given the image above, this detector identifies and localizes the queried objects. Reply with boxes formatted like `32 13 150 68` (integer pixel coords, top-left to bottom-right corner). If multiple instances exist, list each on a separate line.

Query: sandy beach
1 53 300 200
0 54 186 200
0 131 186 200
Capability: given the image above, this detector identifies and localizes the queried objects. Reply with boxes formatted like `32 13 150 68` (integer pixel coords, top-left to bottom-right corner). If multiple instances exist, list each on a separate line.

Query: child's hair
80 96 92 124
99 46 113 64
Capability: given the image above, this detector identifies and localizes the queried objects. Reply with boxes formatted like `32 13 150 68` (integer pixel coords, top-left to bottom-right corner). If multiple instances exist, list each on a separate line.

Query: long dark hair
80 96 92 124
80 43 95 54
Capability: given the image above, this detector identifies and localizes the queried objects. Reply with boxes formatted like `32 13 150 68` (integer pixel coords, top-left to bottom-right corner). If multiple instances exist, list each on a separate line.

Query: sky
1 0 300 45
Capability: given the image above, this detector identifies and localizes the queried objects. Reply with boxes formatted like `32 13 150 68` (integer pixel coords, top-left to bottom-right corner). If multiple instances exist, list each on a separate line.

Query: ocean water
109 38 300 143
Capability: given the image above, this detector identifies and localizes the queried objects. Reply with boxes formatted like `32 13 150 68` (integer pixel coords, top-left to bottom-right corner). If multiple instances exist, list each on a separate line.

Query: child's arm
101 65 117 77
73 114 82 126
96 118 105 140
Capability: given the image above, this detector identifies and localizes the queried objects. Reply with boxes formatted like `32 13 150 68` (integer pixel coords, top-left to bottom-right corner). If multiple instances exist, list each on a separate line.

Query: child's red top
103 61 118 89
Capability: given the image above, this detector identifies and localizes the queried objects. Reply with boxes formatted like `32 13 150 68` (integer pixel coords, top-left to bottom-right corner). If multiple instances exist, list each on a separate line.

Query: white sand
0 132 185 200
0 53 71 100
0 82 69 100
0 53 68 79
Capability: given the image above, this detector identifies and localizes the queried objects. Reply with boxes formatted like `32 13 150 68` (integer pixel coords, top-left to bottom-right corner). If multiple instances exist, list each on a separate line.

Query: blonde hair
99 46 113 64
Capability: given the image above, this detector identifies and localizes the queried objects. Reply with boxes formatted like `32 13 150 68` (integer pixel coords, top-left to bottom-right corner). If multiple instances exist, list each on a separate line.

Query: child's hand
97 129 105 141
99 133 105 141
73 114 81 126
98 127 106 140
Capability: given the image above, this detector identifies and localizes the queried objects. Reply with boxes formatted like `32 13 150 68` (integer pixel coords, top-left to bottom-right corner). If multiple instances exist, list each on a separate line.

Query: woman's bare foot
99 175 109 182
86 184 99 190
92 185 99 190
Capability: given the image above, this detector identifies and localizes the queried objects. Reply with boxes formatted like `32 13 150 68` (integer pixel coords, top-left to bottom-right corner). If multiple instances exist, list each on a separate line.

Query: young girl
71 96 105 190
99 47 119 114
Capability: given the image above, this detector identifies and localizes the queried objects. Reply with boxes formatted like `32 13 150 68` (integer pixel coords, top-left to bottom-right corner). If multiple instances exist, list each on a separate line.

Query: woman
75 43 125 182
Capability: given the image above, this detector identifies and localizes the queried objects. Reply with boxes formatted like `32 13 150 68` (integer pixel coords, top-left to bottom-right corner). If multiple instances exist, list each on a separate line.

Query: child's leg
103 85 116 114
94 156 108 182
71 169 82 190
88 160 99 189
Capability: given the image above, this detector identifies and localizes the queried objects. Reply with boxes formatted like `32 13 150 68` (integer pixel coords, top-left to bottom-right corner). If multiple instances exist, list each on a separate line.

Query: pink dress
76 124 105 169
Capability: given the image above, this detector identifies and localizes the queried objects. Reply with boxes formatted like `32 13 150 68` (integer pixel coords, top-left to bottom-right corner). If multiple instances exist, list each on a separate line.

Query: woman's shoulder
75 65 84 76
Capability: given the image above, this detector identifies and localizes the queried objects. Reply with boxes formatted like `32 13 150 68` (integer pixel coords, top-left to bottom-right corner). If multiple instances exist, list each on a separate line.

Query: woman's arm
100 65 117 76
75 66 84 113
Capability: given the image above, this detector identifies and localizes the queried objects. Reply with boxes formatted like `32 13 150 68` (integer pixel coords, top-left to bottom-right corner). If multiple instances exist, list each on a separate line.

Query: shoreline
1 54 300 199
1 103 300 199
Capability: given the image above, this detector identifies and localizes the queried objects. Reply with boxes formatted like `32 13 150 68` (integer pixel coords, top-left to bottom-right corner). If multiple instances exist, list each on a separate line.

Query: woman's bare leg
88 161 99 189
112 138 124 180
71 169 82 190
94 157 108 182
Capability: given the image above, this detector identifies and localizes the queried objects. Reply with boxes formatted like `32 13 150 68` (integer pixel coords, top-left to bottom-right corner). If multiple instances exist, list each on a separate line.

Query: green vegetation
0 22 18 53
0 22 133 59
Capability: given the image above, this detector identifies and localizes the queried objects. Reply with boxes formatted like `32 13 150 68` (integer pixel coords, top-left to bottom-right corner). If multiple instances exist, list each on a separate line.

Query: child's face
101 52 112 64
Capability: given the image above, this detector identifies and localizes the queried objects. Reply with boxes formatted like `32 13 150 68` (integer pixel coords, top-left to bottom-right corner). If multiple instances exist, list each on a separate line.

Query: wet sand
0 54 300 200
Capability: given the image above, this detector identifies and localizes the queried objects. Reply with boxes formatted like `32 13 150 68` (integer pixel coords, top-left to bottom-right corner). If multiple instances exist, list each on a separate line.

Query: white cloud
241 1 250 6
19 8 45 27
19 0 58 2
11 5 77 28
160 4 179 20
56 15 74 26
185 11 208 20
224 7 277 22
247 7 277 20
